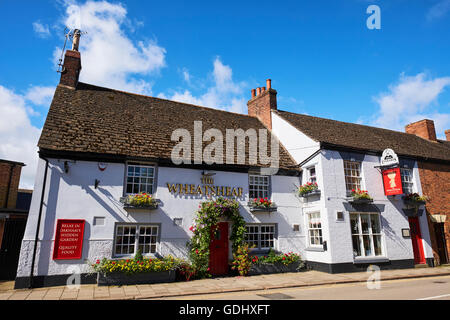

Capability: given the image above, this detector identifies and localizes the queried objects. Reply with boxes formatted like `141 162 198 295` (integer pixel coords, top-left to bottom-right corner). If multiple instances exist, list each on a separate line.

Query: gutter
29 156 49 289
4 164 15 208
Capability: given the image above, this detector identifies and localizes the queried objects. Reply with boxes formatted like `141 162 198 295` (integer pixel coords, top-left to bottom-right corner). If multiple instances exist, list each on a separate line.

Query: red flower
195 249 199 254
96 259 100 264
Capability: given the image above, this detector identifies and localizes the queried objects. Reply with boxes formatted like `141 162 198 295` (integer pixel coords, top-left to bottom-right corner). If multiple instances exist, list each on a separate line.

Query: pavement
1 265 450 300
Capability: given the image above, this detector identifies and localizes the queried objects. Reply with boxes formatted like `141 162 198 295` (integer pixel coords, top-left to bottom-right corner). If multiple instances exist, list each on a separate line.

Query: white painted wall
17 158 304 277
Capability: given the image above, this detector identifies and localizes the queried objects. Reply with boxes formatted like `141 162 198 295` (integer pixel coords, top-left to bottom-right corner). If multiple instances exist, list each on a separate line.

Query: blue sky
0 0 449 187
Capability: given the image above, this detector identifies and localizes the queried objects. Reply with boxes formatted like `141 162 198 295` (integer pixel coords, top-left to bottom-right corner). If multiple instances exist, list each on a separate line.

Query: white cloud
56 0 166 94
160 57 247 114
33 21 51 38
25 86 55 106
426 0 450 21
371 72 450 138
0 85 41 189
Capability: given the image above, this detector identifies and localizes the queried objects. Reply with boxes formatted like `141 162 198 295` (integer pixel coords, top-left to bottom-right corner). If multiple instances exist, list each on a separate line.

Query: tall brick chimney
247 79 277 129
59 29 82 89
445 129 450 141
405 119 437 142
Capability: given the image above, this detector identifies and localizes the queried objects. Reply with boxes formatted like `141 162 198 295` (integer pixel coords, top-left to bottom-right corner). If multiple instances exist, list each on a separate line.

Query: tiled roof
275 110 450 162
38 83 297 171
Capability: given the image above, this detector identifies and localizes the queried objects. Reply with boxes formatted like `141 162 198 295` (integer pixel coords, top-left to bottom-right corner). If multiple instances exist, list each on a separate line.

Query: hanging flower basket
248 198 277 212
349 189 373 204
298 182 320 198
120 192 159 210
402 193 427 207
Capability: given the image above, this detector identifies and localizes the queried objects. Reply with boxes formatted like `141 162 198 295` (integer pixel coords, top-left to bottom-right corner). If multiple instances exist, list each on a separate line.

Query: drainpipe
29 157 49 289
4 164 15 208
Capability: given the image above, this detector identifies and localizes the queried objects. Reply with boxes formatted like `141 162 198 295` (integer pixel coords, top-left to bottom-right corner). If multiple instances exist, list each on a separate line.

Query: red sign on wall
382 167 403 196
53 219 85 260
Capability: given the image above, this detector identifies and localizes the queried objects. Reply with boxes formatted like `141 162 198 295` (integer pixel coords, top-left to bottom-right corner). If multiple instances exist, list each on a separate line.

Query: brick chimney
247 79 277 129
59 29 82 89
445 129 450 141
405 119 437 141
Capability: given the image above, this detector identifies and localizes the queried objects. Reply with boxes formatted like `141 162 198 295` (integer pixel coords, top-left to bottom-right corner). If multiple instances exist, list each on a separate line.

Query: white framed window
400 168 414 194
344 160 362 192
249 175 270 199
244 224 275 250
114 224 159 256
350 213 383 258
307 212 323 246
307 166 317 184
126 164 155 195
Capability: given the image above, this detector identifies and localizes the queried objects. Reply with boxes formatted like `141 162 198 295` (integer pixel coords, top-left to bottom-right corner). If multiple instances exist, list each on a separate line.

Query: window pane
352 235 361 257
350 215 359 234
363 235 372 256
370 215 381 234
361 214 370 234
373 235 382 256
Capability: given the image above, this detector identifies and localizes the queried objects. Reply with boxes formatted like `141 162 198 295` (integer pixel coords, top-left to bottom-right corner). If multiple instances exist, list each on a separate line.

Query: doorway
0 219 27 280
209 222 229 276
408 217 426 265
434 222 448 265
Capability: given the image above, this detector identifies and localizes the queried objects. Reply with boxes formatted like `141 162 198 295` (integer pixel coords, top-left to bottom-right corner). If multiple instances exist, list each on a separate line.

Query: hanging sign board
382 167 403 196
380 148 399 167
52 219 85 260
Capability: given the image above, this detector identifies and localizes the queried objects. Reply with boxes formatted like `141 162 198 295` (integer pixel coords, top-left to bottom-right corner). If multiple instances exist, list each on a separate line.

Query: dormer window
126 164 155 195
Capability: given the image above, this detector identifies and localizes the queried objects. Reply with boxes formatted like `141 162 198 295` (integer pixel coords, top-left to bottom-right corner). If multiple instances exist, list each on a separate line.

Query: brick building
0 159 31 280
405 120 450 265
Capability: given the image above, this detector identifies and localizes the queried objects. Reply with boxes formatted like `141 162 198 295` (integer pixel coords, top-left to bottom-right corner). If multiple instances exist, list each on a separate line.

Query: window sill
353 257 389 264
305 246 325 252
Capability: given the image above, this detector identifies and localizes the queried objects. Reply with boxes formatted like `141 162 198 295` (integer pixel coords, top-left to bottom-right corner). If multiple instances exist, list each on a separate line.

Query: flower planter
248 203 277 213
402 208 424 217
299 189 321 198
348 197 373 204
97 270 176 286
248 261 303 275
120 197 159 210
403 199 426 207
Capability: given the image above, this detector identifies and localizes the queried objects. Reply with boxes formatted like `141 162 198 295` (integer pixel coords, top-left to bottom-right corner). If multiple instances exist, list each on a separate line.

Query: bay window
350 213 383 258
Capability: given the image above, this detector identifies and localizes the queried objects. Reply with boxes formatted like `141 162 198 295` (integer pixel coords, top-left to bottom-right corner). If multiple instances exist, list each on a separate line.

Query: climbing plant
187 197 246 278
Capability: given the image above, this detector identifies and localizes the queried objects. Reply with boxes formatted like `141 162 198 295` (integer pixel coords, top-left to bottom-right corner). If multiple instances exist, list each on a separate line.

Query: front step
415 264 429 268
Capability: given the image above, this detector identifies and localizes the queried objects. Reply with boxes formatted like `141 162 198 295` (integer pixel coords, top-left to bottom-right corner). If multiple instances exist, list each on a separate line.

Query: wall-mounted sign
382 167 403 196
53 219 85 260
380 148 399 167
167 176 243 197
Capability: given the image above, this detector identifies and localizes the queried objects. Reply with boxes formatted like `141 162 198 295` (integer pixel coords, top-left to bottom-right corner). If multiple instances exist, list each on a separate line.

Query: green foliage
298 182 318 196
90 255 182 275
231 243 253 276
186 197 246 278
134 248 143 262
252 249 302 266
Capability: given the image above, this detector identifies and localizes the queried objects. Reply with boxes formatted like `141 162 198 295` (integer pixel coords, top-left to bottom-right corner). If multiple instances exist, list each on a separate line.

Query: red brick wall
0 163 22 209
405 119 437 141
247 89 277 129
418 161 450 264
60 50 81 88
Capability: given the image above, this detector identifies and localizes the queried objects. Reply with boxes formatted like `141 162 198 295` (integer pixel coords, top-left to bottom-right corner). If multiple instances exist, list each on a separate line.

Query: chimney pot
445 129 450 141
256 87 261 95
251 89 256 98
266 79 271 89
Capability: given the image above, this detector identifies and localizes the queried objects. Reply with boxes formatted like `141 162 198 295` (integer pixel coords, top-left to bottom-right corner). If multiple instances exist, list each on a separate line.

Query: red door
408 217 426 264
209 222 229 275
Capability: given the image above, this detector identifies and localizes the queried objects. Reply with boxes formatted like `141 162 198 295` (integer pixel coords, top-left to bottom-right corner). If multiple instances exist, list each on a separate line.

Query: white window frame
306 211 323 247
248 174 270 199
344 160 362 193
125 164 156 195
114 224 159 257
350 213 384 258
244 224 276 251
307 166 317 184
400 168 414 194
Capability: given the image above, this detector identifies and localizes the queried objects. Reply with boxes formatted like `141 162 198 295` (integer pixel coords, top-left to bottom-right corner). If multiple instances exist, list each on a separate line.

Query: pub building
15 36 450 288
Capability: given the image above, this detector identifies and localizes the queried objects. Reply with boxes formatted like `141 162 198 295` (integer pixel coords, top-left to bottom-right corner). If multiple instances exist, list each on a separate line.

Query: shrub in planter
91 254 182 285
249 250 305 275
403 193 428 205
298 182 319 196
231 243 253 276
249 197 274 208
